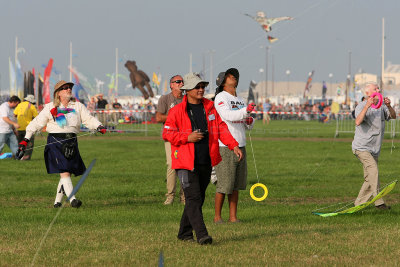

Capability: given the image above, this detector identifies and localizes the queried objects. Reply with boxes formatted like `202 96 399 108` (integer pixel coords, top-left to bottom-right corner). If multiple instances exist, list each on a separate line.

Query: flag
267 36 278 43
70 67 88 103
152 72 160 95
16 60 24 99
9 58 16 95
152 72 160 87
32 68 36 97
322 81 327 99
304 71 314 98
163 80 168 93
43 58 53 104
38 74 43 105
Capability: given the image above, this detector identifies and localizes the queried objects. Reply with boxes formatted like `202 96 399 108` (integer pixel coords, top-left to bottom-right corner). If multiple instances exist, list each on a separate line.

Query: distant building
383 62 400 85
354 73 378 85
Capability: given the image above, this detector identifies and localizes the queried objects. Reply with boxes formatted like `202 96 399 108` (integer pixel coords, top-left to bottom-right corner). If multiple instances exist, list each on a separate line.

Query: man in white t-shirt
213 68 255 223
0 96 21 156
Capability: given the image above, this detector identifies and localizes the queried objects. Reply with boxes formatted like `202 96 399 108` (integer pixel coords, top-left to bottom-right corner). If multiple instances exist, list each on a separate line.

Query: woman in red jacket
163 73 242 245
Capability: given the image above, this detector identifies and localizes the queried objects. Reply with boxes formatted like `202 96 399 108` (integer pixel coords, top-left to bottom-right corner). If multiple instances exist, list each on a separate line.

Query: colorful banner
70 67 88 103
43 58 53 104
303 71 314 98
8 57 16 95
16 60 24 99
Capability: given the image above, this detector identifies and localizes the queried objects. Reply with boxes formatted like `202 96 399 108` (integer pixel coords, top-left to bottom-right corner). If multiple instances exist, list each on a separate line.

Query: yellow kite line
313 180 397 217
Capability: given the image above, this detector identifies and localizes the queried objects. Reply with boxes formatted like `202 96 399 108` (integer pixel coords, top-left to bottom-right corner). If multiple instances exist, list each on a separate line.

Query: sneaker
376 204 391 210
164 197 174 205
198 235 213 245
54 202 62 208
71 199 82 208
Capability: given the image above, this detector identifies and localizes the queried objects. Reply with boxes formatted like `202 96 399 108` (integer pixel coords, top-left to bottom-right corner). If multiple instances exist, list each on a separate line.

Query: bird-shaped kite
245 11 293 43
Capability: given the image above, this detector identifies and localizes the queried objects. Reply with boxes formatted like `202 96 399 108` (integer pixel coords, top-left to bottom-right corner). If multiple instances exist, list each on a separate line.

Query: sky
1 0 400 95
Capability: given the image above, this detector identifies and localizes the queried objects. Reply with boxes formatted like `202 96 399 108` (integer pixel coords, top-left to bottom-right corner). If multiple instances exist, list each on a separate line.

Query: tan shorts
215 147 247 194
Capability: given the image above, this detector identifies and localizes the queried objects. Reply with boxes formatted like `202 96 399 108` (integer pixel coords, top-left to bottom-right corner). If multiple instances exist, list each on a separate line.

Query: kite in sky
244 11 293 43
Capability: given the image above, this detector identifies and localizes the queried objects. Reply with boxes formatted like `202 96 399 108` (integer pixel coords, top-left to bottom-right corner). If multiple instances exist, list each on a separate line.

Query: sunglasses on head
171 80 183 84
194 85 206 89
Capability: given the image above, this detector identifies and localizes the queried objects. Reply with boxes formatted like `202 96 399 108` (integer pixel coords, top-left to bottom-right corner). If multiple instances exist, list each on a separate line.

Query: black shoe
198 235 213 245
376 204 391 210
54 202 62 208
71 199 82 208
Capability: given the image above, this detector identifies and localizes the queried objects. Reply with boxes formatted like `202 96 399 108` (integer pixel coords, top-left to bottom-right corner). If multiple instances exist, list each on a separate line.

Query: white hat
180 73 209 90
24 94 36 104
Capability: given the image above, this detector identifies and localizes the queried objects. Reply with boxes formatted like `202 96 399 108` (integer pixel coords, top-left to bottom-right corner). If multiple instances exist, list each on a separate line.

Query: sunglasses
60 85 72 90
194 85 206 89
171 80 183 84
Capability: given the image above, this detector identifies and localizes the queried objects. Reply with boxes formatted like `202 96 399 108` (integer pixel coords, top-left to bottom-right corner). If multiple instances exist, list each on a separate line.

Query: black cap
225 68 239 83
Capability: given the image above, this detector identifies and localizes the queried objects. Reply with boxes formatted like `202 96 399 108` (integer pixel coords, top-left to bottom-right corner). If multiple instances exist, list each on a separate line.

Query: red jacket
162 95 238 170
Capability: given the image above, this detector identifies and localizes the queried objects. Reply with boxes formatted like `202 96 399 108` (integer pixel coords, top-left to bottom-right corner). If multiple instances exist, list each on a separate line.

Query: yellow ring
250 183 268 201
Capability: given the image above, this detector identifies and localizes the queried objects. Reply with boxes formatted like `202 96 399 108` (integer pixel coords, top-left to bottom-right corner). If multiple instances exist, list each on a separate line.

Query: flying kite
244 11 293 43
312 180 397 217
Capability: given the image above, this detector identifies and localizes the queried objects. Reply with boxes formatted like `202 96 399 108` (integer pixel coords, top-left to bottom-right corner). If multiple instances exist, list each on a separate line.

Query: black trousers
177 164 212 240
17 131 34 158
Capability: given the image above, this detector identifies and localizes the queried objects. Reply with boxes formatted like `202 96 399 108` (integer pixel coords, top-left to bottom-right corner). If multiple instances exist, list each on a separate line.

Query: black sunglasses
60 85 72 90
171 80 183 84
194 85 206 89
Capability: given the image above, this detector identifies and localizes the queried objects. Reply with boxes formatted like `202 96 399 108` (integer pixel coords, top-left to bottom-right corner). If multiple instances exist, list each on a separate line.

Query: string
248 130 260 184
23 132 95 152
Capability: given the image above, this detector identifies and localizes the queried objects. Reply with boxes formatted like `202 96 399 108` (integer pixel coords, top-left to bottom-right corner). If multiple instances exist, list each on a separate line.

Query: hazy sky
1 0 399 94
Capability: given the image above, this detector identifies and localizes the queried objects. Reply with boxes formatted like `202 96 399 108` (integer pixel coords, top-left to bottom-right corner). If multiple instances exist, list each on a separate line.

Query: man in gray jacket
352 82 396 210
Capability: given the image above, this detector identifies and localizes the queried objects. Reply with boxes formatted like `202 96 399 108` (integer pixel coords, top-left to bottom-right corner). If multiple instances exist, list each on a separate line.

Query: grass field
1 120 400 266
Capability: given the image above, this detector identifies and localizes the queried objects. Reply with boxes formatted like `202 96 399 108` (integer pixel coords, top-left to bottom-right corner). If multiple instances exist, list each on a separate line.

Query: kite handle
370 92 383 109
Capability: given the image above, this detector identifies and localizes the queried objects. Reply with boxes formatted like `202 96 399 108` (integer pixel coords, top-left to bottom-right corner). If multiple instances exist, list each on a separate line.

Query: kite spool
250 183 268 201
370 92 383 109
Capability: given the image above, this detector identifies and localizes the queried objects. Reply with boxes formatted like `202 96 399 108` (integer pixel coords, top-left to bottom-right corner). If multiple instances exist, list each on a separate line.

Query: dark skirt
44 134 86 176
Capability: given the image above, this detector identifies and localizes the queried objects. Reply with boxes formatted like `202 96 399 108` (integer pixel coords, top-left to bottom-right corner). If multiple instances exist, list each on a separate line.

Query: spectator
13 94 38 160
112 98 122 124
352 82 396 210
96 94 108 126
162 73 242 245
263 99 271 124
87 97 96 112
156 75 185 205
213 68 255 223
0 96 21 157
16 80 107 208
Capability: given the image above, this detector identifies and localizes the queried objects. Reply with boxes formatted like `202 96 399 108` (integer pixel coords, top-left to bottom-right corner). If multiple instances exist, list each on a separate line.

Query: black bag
61 141 77 160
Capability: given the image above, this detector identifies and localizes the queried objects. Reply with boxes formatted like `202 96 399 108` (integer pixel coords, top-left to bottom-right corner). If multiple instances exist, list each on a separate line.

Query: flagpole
381 17 385 93
15 36 18 95
69 42 72 81
115 48 118 97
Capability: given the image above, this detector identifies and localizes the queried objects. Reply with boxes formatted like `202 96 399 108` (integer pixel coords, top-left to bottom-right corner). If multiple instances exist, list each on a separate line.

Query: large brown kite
125 60 154 99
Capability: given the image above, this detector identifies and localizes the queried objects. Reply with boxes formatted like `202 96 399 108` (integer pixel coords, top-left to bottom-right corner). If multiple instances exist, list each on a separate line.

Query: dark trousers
17 131 34 159
177 164 211 240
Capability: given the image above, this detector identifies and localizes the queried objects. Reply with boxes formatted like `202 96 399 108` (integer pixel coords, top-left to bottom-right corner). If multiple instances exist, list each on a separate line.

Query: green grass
1 120 400 266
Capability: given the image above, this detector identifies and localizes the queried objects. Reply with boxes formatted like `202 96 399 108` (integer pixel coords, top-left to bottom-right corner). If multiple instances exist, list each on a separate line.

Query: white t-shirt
0 102 14 133
214 91 254 147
